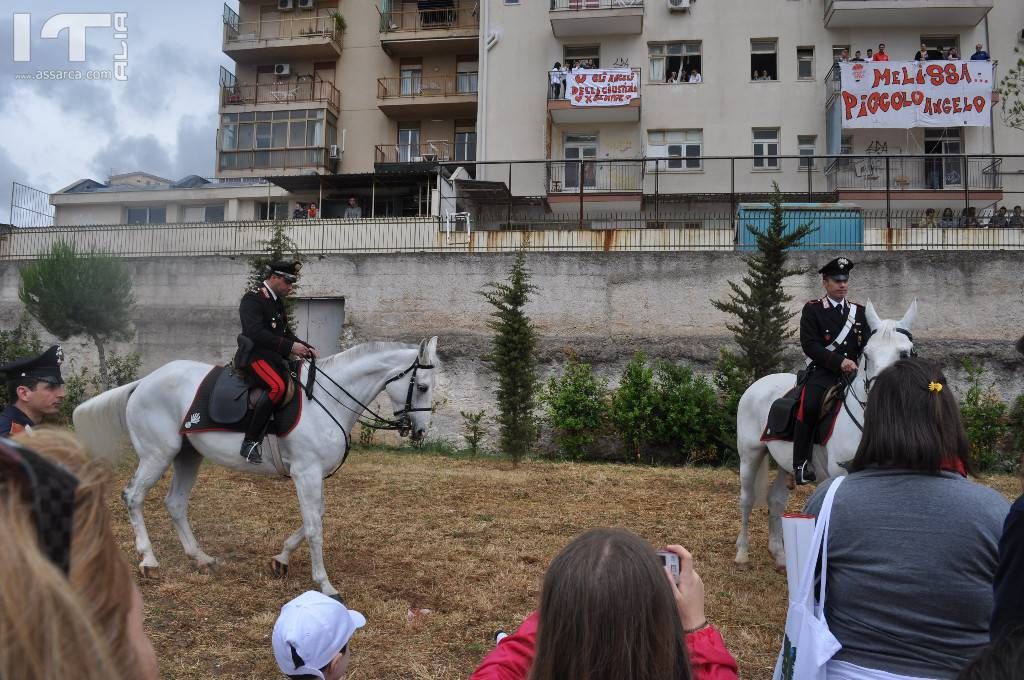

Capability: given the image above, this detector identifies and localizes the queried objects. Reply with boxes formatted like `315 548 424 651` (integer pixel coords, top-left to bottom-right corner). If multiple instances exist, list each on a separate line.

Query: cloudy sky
0 2 233 222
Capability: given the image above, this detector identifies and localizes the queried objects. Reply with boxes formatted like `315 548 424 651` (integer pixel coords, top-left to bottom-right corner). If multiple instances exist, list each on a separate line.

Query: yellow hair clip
928 382 943 393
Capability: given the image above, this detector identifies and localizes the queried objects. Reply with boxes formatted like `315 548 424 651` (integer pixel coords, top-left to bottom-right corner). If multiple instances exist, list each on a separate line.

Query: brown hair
849 358 974 475
528 528 692 680
0 447 122 679
12 428 147 679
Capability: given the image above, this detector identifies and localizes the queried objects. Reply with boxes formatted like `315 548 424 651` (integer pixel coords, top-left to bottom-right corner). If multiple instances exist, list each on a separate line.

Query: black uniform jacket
239 283 299 366
800 297 867 375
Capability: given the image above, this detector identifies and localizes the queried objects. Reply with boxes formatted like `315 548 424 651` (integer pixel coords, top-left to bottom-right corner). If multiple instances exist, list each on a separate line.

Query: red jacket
470 611 739 680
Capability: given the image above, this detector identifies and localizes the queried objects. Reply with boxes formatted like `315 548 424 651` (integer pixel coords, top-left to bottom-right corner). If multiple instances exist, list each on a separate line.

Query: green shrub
1008 394 1024 468
959 359 1010 471
652 362 722 465
541 357 608 459
106 351 141 386
0 318 44 410
611 351 657 461
57 361 94 426
460 409 487 455
712 350 753 466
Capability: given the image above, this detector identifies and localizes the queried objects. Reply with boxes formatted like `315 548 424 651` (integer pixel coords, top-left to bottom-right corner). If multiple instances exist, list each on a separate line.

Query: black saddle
180 365 303 436
209 365 251 425
763 382 844 443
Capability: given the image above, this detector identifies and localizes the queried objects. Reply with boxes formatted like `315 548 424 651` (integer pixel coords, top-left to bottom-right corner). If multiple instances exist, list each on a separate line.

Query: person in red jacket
470 529 738 680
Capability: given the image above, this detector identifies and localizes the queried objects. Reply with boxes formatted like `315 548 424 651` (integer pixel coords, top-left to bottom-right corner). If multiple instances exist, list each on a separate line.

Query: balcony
375 141 453 166
546 160 644 194
823 0 992 28
220 75 340 114
377 73 477 118
222 3 342 62
549 0 644 38
218 147 335 178
547 68 641 123
378 1 479 56
825 156 1002 195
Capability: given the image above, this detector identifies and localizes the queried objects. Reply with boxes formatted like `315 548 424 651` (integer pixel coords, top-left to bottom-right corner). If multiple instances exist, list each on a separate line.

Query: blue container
736 203 863 251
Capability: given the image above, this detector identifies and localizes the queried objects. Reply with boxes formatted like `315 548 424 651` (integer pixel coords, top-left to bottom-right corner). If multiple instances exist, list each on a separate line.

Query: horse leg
123 453 176 578
164 444 217 569
271 526 306 577
766 469 792 571
292 469 338 597
735 444 768 567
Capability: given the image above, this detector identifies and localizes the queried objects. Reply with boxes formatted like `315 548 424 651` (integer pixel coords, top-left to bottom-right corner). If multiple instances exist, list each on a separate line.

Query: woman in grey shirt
805 358 1010 680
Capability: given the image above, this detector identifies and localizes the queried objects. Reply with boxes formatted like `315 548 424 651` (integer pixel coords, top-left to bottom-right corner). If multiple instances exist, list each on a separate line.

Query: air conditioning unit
329 144 341 160
667 0 691 10
274 63 291 76
278 0 295 10
297 0 315 8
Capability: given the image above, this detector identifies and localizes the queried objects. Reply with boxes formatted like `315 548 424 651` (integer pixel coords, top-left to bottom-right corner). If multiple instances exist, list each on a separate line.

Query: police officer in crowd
237 260 318 464
792 257 867 485
0 345 66 436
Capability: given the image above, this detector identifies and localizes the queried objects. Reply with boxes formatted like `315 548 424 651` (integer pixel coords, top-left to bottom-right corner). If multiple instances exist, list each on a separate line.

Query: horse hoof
734 561 751 571
196 560 220 574
270 558 289 578
774 564 787 576
139 565 160 580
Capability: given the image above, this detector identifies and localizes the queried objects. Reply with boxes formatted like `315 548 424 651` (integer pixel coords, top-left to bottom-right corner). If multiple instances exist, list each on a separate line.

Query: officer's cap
268 260 301 283
0 345 65 385
818 257 854 281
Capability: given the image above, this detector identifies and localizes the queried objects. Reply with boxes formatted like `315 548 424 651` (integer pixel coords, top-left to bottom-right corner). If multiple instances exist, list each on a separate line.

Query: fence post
654 156 659 228
578 158 585 231
507 162 512 230
729 158 736 232
884 155 891 232
807 157 813 202
962 154 970 213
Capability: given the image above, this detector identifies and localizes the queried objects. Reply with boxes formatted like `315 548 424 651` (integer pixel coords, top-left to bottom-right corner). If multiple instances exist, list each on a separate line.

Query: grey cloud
171 114 217 178
90 134 174 180
0 146 39 226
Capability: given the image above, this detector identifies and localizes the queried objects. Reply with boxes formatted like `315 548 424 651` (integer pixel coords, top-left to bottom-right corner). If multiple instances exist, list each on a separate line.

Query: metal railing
223 11 343 49
550 0 645 9
825 156 1001 192
375 141 454 164
547 67 642 101
378 1 478 33
377 73 478 99
546 160 644 193
221 78 340 110
218 147 330 172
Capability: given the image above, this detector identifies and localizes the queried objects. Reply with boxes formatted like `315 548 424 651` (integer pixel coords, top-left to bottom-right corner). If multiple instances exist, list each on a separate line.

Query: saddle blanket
179 365 302 436
760 386 842 446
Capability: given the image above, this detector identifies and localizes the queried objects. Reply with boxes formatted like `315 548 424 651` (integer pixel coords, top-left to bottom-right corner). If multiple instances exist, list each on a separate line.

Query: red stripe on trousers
250 359 286 403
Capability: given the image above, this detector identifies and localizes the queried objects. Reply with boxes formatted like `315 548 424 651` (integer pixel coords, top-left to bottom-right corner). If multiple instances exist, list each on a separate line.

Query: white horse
72 338 439 597
734 301 917 570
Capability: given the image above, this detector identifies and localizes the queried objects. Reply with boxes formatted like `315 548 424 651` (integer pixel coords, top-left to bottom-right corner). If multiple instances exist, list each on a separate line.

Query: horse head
382 336 439 442
861 299 918 391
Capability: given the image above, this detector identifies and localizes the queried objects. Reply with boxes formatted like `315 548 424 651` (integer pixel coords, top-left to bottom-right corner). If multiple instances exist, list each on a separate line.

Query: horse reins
840 326 917 432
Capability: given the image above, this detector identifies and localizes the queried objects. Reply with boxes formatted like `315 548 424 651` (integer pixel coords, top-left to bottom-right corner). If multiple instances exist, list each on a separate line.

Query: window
126 206 166 224
752 128 779 169
832 44 850 62
456 57 478 94
204 205 226 222
798 135 816 169
219 109 335 171
922 35 960 59
564 45 600 69
258 201 289 220
455 122 476 162
649 42 702 83
839 134 853 169
797 47 814 80
648 130 702 170
751 39 778 81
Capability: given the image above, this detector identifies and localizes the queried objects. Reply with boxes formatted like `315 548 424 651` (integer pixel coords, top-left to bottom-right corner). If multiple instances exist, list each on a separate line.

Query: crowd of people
1 316 1022 679
288 197 364 220
920 205 1024 229
836 42 991 63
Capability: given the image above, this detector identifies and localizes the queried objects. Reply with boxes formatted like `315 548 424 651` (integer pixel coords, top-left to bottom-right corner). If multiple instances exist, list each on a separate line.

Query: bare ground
112 451 1021 680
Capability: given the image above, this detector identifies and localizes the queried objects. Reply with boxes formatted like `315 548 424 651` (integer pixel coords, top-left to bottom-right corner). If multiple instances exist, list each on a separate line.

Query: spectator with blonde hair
8 429 159 680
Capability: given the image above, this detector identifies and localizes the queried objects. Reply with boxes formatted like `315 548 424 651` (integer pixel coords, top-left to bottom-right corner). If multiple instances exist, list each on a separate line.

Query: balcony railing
375 141 453 164
377 73 478 98
218 147 330 172
378 1 478 33
546 160 644 193
223 13 343 49
550 0 644 8
221 78 340 110
825 156 1002 192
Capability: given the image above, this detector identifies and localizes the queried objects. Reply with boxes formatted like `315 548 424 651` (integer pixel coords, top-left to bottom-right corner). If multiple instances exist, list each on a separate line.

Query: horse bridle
841 326 917 431
381 359 436 436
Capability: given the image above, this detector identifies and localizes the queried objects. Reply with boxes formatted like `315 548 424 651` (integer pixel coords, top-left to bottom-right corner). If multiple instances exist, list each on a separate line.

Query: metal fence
550 0 645 9
4 210 1024 260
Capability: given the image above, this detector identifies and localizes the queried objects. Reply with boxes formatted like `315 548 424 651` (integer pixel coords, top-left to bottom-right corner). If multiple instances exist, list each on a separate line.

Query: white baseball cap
272 591 367 679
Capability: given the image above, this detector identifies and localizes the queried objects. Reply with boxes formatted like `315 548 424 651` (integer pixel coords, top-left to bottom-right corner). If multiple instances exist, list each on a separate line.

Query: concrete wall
1 251 1020 444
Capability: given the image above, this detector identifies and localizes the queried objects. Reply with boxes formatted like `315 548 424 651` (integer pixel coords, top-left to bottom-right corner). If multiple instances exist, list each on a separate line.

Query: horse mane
317 341 419 371
871 318 900 341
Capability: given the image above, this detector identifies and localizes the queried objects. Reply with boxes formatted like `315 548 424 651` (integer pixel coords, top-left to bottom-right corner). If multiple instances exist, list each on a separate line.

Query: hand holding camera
659 544 707 632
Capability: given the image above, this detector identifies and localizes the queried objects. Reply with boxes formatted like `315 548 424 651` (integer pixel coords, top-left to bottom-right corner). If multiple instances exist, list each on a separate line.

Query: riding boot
791 419 817 485
239 391 275 465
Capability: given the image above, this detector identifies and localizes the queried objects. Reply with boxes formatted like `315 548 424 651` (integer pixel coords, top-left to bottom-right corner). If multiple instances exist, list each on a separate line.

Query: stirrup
795 461 816 485
240 440 262 465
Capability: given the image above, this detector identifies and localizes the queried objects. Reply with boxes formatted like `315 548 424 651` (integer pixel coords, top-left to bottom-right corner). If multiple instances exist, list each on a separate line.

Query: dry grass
111 451 1022 680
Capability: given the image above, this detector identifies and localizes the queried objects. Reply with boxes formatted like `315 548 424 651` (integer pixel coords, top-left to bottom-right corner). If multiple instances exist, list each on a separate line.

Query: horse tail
752 453 771 507
72 380 141 464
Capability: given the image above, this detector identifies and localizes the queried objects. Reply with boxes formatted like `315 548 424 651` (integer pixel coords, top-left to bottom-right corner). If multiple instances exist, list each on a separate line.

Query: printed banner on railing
567 69 639 107
839 60 993 128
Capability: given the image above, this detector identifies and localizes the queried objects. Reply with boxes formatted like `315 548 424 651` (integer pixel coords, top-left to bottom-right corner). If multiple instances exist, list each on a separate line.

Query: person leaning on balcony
1010 206 1024 228
549 62 564 100
307 202 318 219
292 204 307 220
920 208 937 229
688 69 702 83
872 43 889 61
851 50 865 62
914 43 933 61
971 44 990 61
939 207 957 229
837 49 849 62
343 197 362 219
947 47 961 61
989 207 1008 228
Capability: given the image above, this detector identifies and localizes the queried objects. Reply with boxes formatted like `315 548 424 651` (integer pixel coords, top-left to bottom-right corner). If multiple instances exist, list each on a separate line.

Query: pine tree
711 184 816 379
19 241 135 389
480 251 539 464
246 222 302 334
